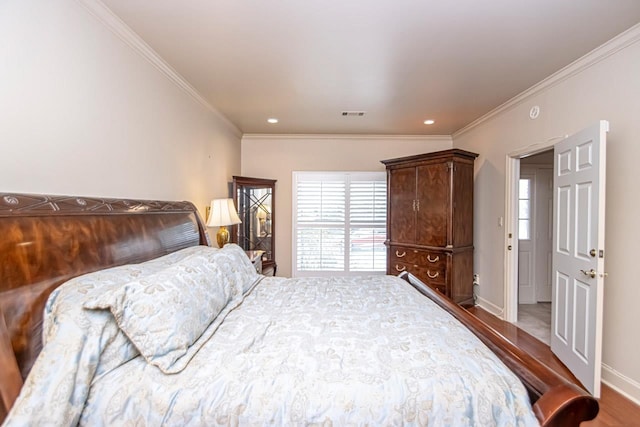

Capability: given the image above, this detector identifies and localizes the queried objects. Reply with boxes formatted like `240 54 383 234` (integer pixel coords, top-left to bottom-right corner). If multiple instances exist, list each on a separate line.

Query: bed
0 193 598 426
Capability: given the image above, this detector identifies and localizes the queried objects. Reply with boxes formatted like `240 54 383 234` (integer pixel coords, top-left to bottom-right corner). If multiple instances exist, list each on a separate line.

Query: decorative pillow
84 246 235 373
8 246 213 426
214 243 261 294
43 245 212 342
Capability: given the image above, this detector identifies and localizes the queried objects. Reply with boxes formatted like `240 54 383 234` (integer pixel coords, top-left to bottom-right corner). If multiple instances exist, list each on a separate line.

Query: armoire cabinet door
416 163 450 247
388 167 416 243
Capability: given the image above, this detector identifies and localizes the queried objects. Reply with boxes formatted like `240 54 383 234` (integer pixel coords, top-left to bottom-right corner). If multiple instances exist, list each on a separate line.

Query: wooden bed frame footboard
399 272 599 426
0 192 598 425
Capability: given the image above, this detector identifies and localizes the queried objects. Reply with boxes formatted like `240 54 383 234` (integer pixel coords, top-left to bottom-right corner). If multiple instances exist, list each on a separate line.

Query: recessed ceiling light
424 119 435 125
267 118 278 124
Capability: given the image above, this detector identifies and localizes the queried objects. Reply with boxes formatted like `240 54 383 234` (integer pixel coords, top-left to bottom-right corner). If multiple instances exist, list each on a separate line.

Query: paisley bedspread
5 252 538 426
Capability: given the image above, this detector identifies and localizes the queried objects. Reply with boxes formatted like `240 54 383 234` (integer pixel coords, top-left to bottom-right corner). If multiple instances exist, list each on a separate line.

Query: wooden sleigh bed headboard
0 192 597 426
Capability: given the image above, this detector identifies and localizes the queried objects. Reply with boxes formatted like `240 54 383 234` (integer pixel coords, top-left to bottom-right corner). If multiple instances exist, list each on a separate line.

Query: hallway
517 302 551 345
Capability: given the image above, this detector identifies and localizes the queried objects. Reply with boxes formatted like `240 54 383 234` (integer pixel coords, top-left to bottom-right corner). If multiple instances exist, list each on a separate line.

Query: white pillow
10 246 212 425
84 246 237 373
214 243 261 294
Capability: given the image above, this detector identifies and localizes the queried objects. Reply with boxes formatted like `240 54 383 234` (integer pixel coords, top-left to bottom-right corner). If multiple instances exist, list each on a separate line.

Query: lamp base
216 226 230 248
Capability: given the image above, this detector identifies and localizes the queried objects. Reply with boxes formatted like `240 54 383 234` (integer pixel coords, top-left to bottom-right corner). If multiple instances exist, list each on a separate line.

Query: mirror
232 176 277 275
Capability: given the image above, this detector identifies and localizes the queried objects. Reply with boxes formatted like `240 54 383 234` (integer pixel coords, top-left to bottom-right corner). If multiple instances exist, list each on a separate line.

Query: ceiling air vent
341 111 366 117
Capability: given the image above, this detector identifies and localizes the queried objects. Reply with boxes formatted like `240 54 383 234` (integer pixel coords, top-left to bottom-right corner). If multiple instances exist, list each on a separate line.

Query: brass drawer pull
395 250 406 258
427 255 439 263
427 270 439 279
395 264 407 272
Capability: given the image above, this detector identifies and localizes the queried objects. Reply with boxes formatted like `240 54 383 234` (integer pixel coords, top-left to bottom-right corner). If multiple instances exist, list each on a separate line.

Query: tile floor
517 302 551 344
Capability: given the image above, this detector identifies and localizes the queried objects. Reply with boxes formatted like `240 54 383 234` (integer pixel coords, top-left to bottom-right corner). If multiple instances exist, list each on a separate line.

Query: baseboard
602 364 640 406
475 296 504 319
474 298 640 405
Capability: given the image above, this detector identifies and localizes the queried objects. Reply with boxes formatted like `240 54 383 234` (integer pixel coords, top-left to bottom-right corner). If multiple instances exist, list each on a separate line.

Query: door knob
580 269 597 279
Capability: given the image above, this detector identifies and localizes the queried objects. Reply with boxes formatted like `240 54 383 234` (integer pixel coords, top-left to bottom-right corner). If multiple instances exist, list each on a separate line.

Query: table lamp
256 207 268 236
206 198 241 247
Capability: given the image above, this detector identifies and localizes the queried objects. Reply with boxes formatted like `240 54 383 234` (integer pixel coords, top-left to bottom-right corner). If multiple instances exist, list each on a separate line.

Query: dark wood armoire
381 149 478 306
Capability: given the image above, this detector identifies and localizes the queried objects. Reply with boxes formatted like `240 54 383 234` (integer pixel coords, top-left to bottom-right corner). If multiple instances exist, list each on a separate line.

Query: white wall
0 0 241 217
453 29 640 401
241 135 452 276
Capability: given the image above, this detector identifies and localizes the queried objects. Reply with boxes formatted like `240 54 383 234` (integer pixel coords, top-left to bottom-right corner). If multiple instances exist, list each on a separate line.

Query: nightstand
245 250 263 274
261 260 276 277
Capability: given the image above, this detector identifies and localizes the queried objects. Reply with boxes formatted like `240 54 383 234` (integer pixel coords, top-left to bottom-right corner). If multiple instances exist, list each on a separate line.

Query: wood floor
467 307 640 427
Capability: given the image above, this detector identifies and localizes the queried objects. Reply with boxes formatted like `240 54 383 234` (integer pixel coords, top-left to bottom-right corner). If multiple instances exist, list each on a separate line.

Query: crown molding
452 23 640 139
76 0 242 139
242 134 453 141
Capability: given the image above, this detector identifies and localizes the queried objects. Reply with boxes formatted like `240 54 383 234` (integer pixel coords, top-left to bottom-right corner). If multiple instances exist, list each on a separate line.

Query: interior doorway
504 122 608 396
517 150 553 344
503 136 562 325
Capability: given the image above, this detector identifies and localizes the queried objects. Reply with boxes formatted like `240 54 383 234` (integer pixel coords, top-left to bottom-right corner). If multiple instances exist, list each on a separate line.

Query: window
518 178 531 240
293 172 387 276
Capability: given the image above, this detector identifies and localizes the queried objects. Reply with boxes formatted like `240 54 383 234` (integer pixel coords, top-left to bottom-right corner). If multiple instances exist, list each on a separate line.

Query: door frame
504 138 564 323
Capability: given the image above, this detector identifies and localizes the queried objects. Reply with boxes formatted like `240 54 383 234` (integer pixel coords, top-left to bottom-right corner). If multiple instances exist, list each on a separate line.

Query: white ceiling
100 0 640 135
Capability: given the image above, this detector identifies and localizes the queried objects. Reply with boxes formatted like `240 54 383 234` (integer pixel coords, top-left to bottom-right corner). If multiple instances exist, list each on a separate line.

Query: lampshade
256 207 268 221
206 198 241 227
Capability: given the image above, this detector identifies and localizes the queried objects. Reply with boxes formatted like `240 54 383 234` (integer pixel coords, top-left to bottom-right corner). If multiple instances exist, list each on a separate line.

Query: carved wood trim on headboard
0 193 210 411
0 193 210 247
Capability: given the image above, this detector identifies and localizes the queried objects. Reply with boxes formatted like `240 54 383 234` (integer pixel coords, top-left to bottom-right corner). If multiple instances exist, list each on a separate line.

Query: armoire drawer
391 246 444 263
390 246 419 263
414 265 446 285
429 283 447 295
389 261 447 290
390 247 446 277
390 260 412 274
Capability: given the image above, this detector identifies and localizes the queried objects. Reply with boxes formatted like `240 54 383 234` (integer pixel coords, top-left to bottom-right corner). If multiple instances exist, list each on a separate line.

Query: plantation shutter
293 172 386 276
349 179 387 271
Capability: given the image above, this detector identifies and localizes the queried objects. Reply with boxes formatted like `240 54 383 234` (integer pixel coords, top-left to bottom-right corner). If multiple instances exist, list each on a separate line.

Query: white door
518 172 535 303
535 168 553 302
551 120 608 397
519 165 553 304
